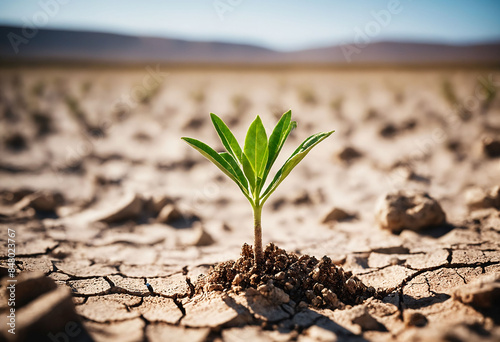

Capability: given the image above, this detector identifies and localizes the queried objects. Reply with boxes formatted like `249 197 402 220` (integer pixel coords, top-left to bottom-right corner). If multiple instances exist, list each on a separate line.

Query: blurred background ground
0 1 500 341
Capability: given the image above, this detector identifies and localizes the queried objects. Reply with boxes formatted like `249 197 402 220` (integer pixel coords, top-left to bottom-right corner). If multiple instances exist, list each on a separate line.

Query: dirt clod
196 243 377 309
375 190 446 233
465 185 500 211
403 311 428 327
321 207 357 224
483 137 500 158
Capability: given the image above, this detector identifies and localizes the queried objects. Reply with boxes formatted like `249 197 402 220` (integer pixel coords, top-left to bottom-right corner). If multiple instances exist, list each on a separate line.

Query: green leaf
219 152 248 191
210 113 244 164
266 110 291 171
241 151 256 191
181 137 250 197
261 130 335 203
244 116 268 177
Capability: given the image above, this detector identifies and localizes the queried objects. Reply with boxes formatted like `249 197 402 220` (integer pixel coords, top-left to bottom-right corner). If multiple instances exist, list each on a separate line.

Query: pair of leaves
182 111 334 206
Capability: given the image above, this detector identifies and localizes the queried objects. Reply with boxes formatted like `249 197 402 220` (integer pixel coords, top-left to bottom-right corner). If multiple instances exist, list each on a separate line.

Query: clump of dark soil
196 243 378 309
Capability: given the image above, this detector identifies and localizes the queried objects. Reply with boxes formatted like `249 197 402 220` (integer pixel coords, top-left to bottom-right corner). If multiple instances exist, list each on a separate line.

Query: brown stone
375 190 446 233
465 185 500 211
483 136 500 158
321 207 357 224
96 192 143 223
156 204 183 223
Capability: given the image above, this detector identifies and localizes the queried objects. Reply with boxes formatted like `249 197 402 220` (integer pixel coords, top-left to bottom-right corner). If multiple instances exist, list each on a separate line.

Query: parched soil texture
196 243 379 309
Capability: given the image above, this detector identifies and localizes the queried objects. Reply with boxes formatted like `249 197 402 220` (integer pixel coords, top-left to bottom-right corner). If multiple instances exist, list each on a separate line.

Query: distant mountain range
1 25 499 66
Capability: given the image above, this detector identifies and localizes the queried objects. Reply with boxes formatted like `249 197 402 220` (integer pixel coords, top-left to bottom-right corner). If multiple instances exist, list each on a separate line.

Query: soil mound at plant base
196 243 378 309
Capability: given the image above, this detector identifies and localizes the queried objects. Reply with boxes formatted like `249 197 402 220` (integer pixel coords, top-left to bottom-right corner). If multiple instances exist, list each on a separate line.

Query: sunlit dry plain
0 66 499 341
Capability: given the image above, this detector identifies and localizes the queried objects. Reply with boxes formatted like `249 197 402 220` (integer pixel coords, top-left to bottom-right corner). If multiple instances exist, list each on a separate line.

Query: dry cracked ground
0 67 499 341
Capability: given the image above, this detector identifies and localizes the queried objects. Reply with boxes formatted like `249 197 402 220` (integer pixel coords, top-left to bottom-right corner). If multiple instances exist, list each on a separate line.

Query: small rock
403 311 428 327
453 273 500 309
141 194 174 216
465 185 500 211
380 123 397 138
375 190 446 233
156 204 183 223
292 191 313 205
483 136 500 158
345 278 357 294
321 288 340 308
4 132 27 151
96 192 143 223
191 223 215 247
232 274 243 286
267 285 290 305
337 146 363 162
29 191 65 212
321 207 357 224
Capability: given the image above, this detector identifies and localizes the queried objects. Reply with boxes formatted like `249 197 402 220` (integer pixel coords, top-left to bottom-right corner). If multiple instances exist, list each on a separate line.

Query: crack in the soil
454 269 468 285
186 276 196 298
139 315 150 342
172 295 186 321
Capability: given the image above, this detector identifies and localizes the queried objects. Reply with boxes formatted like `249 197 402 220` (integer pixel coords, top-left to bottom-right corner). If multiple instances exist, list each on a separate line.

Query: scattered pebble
375 190 446 233
321 207 357 224
156 204 182 224
96 192 144 223
465 185 500 211
191 223 215 247
403 311 428 327
337 146 363 162
483 136 500 158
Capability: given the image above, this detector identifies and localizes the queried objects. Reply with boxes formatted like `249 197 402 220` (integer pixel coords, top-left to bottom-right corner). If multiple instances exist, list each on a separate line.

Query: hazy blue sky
1 0 499 50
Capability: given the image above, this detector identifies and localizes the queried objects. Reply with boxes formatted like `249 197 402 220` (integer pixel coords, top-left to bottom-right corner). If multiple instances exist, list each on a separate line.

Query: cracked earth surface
0 67 499 341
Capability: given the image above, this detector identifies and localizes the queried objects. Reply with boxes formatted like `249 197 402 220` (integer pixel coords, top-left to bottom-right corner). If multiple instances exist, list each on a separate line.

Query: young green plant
182 110 334 268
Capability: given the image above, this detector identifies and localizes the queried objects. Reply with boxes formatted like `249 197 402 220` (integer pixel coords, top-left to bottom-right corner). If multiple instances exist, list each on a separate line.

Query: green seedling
182 110 334 268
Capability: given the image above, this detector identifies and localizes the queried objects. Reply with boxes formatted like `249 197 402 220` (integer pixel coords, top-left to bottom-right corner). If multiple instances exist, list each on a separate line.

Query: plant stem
253 205 263 268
